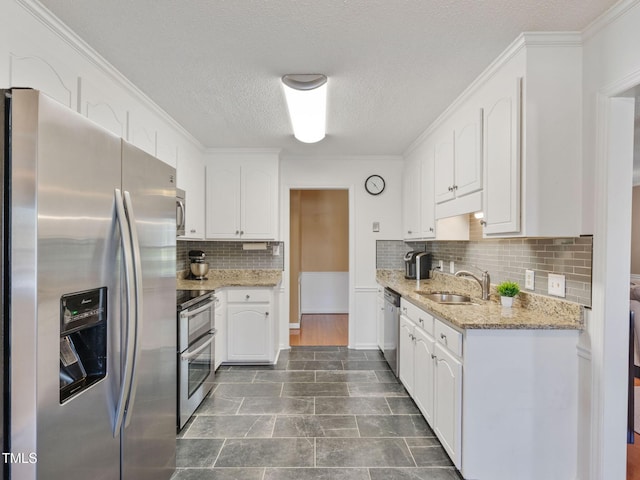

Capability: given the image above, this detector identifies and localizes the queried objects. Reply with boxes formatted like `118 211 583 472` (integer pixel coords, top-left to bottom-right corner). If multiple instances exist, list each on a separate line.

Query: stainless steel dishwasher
383 288 401 376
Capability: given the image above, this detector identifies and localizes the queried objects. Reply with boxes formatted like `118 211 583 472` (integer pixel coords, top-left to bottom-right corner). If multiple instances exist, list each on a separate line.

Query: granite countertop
177 269 282 291
377 269 583 330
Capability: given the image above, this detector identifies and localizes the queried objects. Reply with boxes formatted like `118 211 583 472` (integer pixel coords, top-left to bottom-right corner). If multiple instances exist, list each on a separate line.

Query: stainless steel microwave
176 188 186 236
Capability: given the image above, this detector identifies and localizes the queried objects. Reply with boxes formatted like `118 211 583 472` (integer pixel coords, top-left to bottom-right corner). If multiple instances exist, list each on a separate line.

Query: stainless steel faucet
454 269 491 300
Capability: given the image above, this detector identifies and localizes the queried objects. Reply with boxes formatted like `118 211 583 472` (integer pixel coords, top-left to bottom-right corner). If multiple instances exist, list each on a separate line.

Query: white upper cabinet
177 152 206 239
479 35 582 237
434 131 455 204
402 154 421 240
403 140 436 240
205 152 279 240
434 109 482 207
481 76 521 235
405 33 582 238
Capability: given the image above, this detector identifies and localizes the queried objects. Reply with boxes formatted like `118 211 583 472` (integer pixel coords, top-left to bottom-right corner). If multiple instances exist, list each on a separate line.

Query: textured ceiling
39 0 617 155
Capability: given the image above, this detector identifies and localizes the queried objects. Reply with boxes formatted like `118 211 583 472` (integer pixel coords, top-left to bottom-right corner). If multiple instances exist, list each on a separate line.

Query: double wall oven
177 290 216 429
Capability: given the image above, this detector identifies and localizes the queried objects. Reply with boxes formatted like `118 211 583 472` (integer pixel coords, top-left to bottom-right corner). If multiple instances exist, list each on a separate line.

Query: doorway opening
628 95 640 480
289 189 349 346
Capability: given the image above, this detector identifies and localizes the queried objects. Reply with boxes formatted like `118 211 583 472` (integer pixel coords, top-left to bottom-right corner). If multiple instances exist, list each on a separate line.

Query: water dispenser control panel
59 287 107 403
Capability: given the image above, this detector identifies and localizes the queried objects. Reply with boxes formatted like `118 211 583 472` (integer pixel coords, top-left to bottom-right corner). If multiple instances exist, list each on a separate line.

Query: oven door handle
180 300 215 318
181 330 217 360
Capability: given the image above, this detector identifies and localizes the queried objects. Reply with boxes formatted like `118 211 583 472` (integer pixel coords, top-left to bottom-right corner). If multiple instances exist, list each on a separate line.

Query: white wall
280 155 403 349
0 0 203 168
581 1 640 479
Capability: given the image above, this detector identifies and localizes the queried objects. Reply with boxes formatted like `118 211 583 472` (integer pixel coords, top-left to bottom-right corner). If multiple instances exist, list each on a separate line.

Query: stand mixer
188 250 209 280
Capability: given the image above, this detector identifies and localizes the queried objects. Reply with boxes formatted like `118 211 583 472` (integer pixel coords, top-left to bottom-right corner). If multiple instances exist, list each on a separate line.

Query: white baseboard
289 323 300 329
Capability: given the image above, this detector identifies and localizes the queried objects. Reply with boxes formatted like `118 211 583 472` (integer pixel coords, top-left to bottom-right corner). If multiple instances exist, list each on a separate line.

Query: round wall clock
365 174 385 195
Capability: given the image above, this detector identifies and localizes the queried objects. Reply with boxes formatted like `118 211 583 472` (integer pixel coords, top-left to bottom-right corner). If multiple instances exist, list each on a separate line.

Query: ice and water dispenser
59 288 107 403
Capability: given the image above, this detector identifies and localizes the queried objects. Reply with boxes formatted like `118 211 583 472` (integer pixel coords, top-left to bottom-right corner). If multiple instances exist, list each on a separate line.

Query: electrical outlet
438 260 444 271
548 273 566 297
449 261 455 273
525 270 535 290
272 244 280 256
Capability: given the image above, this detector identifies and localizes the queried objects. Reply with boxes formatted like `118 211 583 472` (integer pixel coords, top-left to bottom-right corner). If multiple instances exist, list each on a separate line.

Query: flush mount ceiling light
281 74 327 144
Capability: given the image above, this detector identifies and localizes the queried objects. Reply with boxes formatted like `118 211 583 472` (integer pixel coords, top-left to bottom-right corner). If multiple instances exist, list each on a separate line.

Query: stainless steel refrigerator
1 89 176 480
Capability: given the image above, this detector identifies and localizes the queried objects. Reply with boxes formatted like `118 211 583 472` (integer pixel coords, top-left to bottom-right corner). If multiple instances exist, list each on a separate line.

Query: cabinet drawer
227 289 271 303
435 320 463 357
401 300 434 335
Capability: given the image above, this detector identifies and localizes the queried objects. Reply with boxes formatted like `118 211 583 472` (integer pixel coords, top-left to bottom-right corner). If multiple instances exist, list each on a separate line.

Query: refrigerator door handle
113 188 136 437
123 190 144 428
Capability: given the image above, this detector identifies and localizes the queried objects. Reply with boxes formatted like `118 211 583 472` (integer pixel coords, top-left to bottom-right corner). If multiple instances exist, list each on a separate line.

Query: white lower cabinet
433 342 462 466
214 291 226 369
413 326 436 426
399 299 460 468
396 296 580 480
224 288 277 364
376 286 385 351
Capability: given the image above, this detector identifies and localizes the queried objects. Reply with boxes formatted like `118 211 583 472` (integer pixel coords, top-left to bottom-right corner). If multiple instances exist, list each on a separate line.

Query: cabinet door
227 304 272 362
376 287 385 351
413 327 436 424
399 316 416 395
453 109 483 198
214 293 226 368
402 155 421 239
434 132 455 204
177 153 205 239
241 160 277 239
482 77 522 235
206 162 241 238
434 343 462 468
420 144 436 238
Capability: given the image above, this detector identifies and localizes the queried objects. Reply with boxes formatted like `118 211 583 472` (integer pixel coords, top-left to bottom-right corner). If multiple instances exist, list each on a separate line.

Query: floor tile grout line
210 438 226 468
404 437 419 468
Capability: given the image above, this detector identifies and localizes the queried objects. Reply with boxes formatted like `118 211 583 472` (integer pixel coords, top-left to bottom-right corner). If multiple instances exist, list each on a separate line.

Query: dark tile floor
172 347 462 480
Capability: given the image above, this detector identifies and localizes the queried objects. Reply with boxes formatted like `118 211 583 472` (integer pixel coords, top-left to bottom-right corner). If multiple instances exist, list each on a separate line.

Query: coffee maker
404 251 432 279
188 250 209 280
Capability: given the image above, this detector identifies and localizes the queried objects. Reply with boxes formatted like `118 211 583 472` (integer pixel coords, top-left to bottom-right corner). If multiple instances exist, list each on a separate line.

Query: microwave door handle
180 300 216 319
181 331 216 360
113 189 136 438
123 190 144 429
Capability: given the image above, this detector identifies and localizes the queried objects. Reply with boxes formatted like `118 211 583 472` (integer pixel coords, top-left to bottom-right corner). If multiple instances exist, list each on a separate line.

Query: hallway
290 314 349 346
173 346 461 479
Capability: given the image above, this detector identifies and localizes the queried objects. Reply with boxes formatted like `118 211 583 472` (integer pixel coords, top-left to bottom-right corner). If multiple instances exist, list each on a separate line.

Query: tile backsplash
376 237 593 306
177 241 284 272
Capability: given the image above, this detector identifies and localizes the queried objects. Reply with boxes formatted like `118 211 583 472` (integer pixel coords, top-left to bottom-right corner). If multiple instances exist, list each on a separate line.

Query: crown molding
204 147 283 156
16 0 204 152
403 32 581 158
582 0 639 42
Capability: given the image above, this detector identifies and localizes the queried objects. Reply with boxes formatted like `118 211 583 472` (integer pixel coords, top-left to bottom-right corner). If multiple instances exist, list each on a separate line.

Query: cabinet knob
480 220 487 227
447 186 453 192
246 294 250 300
419 318 424 325
240 230 244 235
407 230 412 234
431 354 437 360
429 227 434 232
453 185 458 190
265 312 269 316
190 229 196 233
235 230 240 235
440 333 447 343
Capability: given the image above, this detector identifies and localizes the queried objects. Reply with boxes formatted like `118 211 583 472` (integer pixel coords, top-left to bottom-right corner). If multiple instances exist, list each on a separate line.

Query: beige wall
289 189 349 323
632 186 640 275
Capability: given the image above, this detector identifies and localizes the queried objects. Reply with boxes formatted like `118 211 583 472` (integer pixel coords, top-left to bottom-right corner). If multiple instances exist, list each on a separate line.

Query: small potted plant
496 281 520 307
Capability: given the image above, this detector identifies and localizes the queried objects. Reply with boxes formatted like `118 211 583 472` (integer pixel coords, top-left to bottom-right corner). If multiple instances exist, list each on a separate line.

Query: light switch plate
525 270 535 290
372 221 380 232
548 273 566 297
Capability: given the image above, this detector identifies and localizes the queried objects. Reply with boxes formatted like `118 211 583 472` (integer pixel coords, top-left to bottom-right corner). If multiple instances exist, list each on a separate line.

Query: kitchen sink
415 292 478 305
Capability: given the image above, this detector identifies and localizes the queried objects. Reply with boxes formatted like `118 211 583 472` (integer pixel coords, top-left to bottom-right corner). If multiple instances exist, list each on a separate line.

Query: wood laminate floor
290 314 349 346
